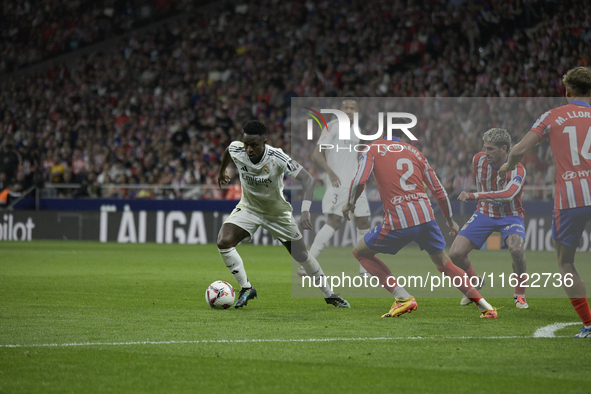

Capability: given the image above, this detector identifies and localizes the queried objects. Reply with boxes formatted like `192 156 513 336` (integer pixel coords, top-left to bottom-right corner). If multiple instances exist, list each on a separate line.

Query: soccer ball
205 280 235 309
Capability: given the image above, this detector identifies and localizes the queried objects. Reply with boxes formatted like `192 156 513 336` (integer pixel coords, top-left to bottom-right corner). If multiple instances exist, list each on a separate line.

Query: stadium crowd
0 0 590 203
0 0 183 74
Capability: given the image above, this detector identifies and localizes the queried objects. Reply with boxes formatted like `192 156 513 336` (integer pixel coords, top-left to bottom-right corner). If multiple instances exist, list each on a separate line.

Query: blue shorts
552 206 591 248
364 220 446 255
459 211 525 249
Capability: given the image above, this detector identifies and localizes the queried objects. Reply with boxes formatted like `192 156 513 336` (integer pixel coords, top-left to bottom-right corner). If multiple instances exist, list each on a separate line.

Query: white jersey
229 141 302 216
316 119 362 185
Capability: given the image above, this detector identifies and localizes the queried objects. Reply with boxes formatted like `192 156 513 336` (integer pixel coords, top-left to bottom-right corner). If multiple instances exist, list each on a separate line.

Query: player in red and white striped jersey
500 67 591 338
347 134 452 231
471 151 526 218
449 128 529 309
343 126 498 318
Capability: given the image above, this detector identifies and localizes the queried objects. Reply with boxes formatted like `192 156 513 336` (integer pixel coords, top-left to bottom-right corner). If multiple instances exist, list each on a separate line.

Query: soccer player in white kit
217 120 350 308
298 100 372 277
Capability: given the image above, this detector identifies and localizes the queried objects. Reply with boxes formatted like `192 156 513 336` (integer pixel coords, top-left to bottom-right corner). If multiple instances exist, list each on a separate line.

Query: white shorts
322 186 370 217
224 206 303 242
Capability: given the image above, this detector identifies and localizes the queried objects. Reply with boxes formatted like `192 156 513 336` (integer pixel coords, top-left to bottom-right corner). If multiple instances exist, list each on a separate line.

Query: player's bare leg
449 235 477 275
430 250 497 318
286 237 350 308
555 241 591 337
217 223 257 308
351 239 416 317
506 234 528 308
449 235 484 306
555 241 586 299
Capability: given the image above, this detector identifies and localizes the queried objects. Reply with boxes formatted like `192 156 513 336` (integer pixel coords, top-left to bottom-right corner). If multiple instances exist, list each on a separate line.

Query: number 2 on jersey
397 158 417 191
563 126 591 166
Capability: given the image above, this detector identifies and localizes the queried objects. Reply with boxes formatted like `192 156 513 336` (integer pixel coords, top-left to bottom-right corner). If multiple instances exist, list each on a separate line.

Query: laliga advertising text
301 272 575 291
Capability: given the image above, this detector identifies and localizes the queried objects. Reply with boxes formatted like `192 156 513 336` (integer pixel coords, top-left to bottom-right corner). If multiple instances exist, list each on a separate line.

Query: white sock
300 253 333 297
476 298 493 312
309 224 336 259
392 285 412 300
218 247 251 289
356 227 370 274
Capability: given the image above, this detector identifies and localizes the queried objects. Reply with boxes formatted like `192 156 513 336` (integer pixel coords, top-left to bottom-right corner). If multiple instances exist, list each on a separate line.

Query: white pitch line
533 322 580 338
0 334 575 349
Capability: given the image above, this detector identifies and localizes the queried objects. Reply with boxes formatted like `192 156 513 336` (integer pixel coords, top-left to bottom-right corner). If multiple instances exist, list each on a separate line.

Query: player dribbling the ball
217 120 350 309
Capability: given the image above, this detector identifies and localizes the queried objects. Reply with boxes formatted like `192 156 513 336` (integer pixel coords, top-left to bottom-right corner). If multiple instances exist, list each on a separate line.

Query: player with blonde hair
500 67 591 337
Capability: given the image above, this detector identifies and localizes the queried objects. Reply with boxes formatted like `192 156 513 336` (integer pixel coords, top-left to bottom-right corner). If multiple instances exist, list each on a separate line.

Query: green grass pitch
1 241 590 393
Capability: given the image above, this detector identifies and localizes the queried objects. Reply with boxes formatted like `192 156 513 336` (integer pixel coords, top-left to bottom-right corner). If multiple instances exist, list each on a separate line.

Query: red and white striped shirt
530 101 591 210
470 152 526 218
348 138 452 231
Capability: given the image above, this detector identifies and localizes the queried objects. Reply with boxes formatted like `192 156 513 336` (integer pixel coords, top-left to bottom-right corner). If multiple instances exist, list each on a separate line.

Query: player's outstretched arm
459 166 526 203
499 131 541 178
295 168 315 230
218 147 232 188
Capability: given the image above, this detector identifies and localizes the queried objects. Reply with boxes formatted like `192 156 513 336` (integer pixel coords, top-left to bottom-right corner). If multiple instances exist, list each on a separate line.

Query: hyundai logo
562 171 577 180
391 196 405 204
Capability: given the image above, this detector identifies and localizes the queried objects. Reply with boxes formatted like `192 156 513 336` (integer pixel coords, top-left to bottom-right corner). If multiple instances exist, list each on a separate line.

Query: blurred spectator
100 174 118 198
49 153 66 183
59 169 76 196
171 170 186 198
0 144 20 182
11 170 32 193
0 171 9 206
97 164 111 185
0 0 183 74
0 171 7 191
450 165 475 199
225 176 242 200
77 171 100 197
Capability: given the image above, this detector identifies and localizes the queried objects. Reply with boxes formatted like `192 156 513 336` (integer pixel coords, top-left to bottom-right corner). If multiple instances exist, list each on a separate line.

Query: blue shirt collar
569 100 591 107
389 137 403 142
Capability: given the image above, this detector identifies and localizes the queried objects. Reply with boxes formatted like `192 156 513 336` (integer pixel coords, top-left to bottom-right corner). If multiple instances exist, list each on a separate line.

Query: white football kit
224 141 303 242
316 119 370 217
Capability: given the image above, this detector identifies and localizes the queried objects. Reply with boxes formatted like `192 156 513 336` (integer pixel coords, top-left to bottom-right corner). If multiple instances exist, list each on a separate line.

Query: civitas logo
303 108 418 142
562 171 578 180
